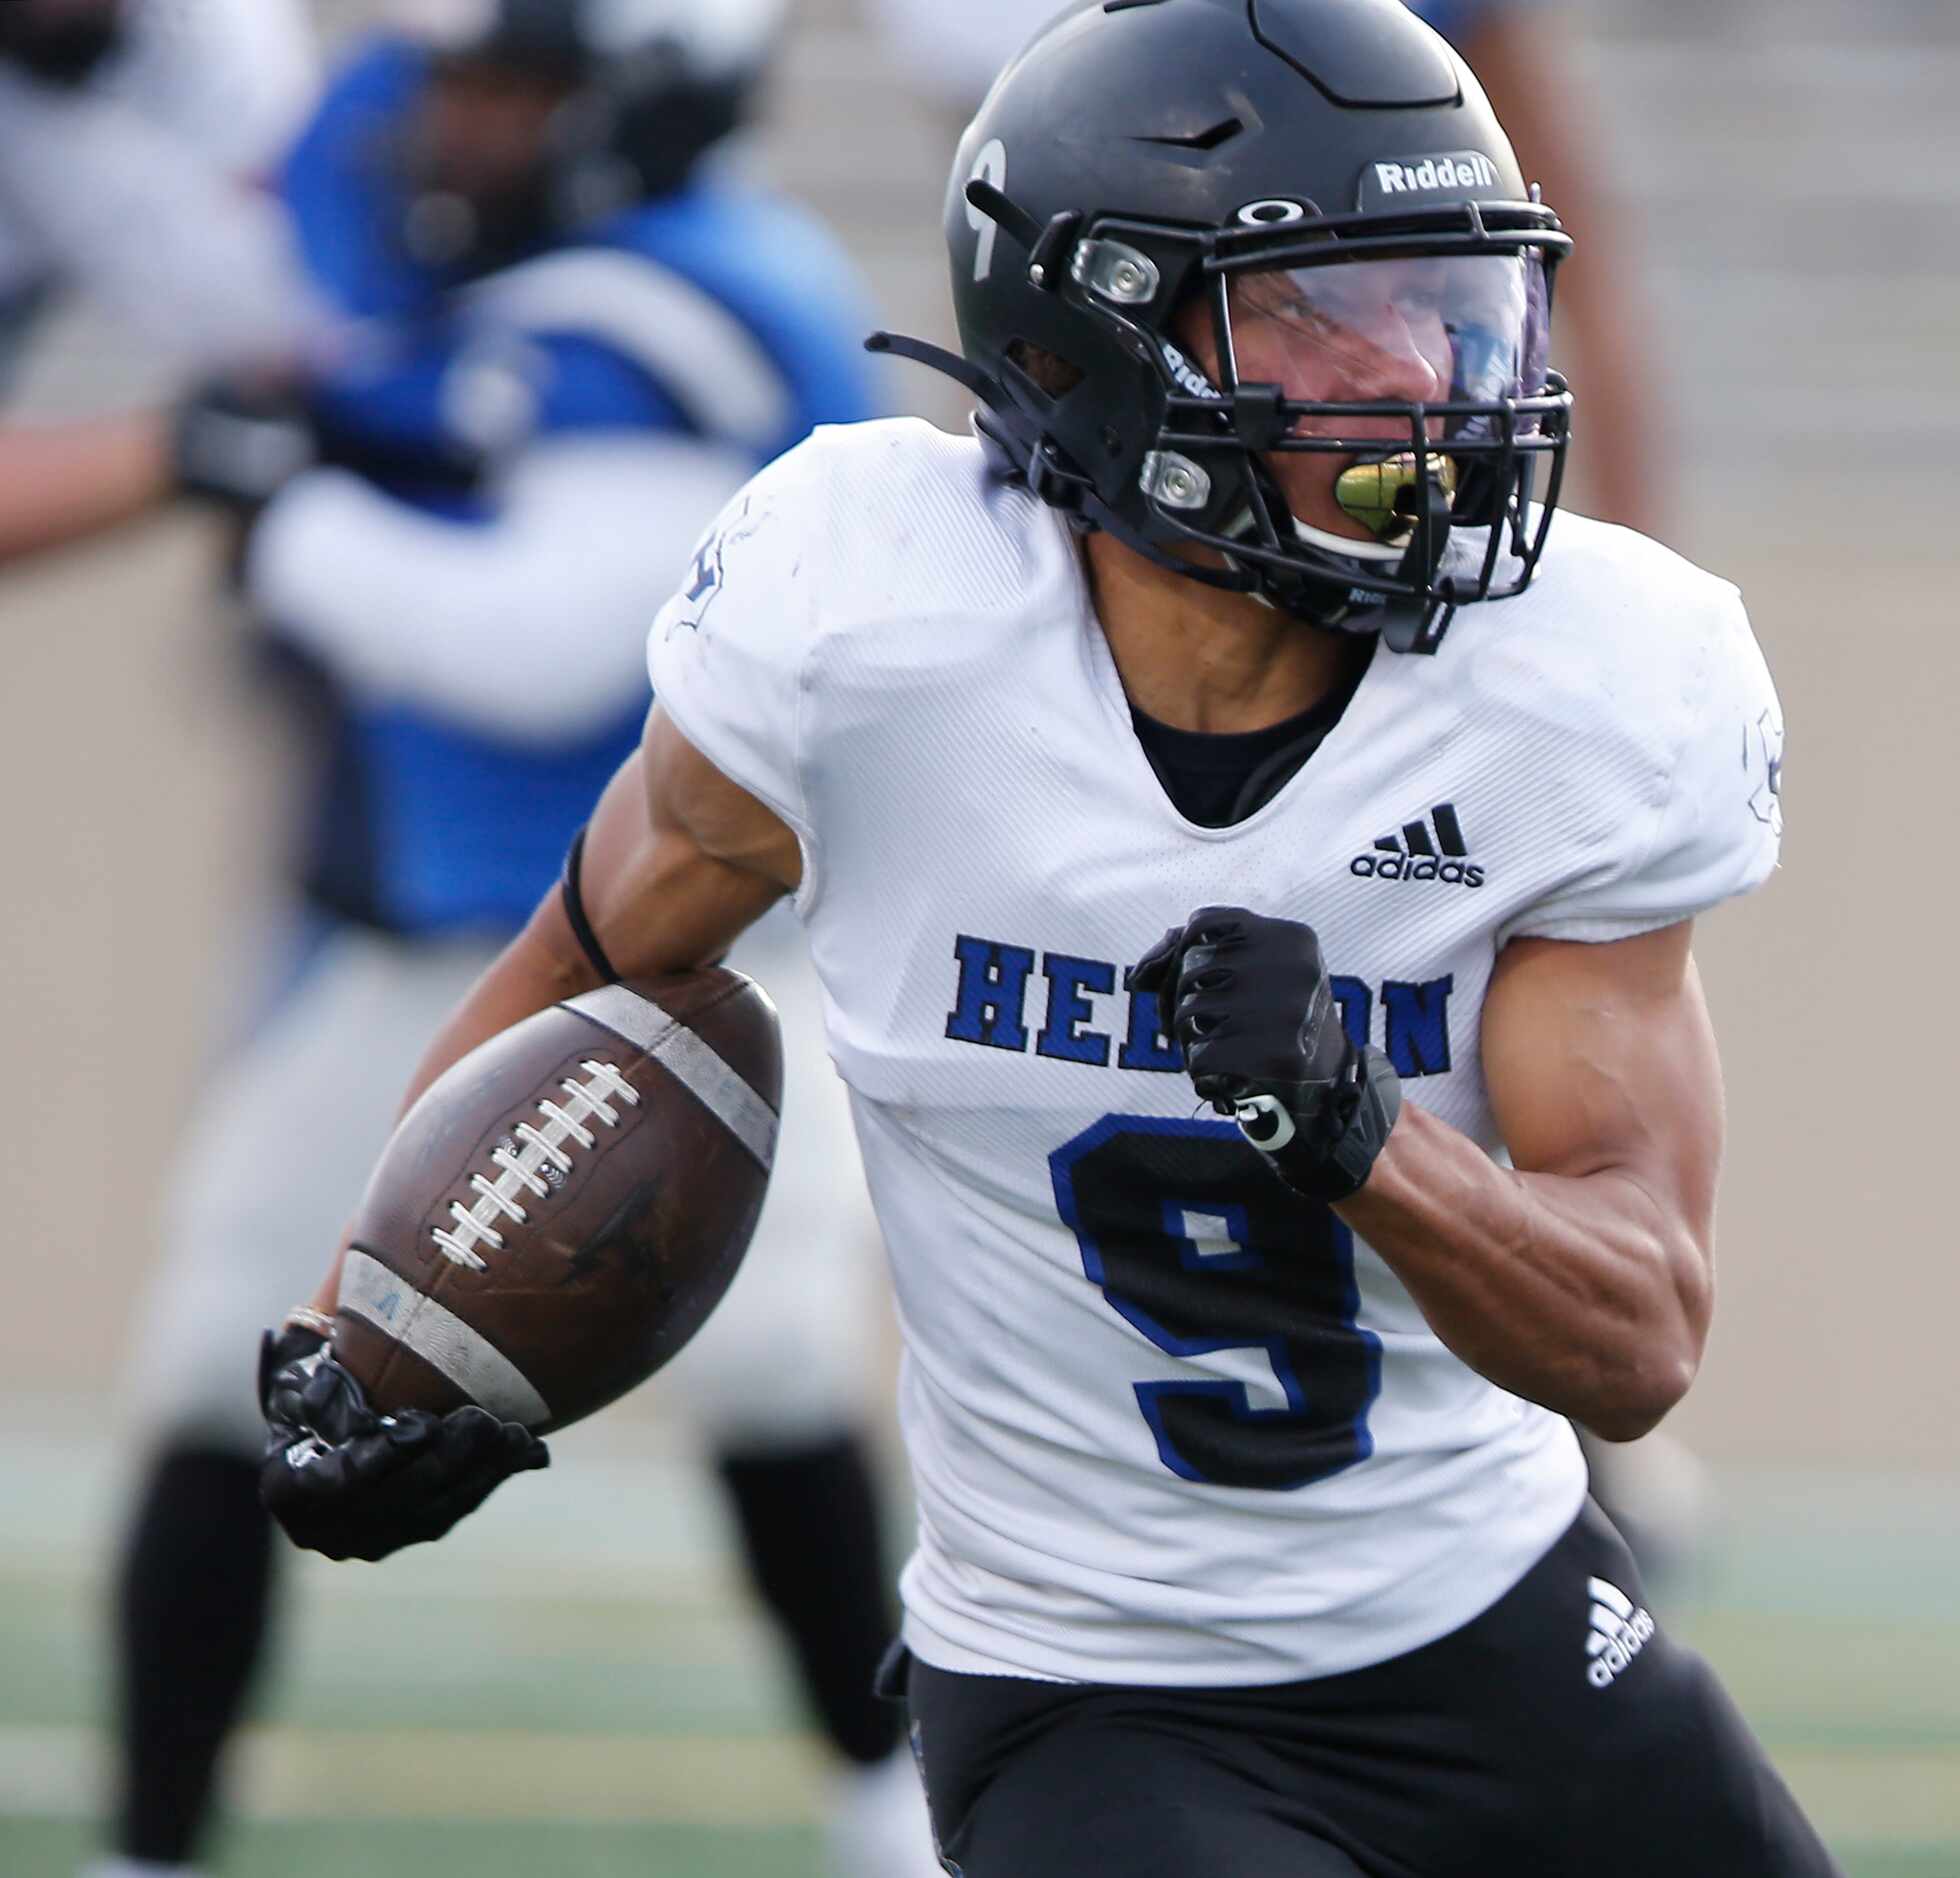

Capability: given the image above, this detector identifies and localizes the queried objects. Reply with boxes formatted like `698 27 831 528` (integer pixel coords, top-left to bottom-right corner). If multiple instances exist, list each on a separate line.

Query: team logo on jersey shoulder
1351 802 1485 888
1745 705 1784 837
685 534 723 604
670 493 765 638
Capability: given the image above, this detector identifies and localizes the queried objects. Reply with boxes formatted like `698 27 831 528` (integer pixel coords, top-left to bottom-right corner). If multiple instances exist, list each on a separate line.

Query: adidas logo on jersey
1350 803 1484 887
1584 1577 1656 1689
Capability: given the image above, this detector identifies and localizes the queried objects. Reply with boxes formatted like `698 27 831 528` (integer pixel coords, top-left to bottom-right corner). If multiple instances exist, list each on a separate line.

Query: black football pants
896 1501 1842 1878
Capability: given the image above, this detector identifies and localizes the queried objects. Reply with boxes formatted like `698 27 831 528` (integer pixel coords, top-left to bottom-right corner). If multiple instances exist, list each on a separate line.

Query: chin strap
1380 598 1456 656
1378 475 1461 654
869 328 1162 555
866 328 1457 649
865 331 1001 407
867 329 1090 515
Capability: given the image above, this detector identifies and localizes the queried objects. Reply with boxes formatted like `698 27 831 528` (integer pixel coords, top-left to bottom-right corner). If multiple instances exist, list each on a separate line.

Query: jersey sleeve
144 0 320 180
0 69 326 374
645 438 829 857
1504 585 1784 944
249 434 751 744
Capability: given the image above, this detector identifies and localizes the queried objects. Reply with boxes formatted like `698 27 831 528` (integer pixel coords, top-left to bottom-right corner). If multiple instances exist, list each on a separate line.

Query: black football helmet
391 0 781 269
871 0 1573 653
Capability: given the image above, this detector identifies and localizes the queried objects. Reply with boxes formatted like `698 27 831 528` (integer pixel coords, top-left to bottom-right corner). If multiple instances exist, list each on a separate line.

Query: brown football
331 969 782 1434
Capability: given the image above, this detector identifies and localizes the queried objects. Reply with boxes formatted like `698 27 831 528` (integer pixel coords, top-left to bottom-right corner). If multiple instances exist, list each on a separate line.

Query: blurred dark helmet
390 0 784 273
0 0 125 85
874 0 1573 654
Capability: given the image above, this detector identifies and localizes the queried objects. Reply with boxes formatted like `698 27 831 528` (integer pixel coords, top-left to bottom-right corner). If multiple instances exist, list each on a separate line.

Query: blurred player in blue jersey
0 0 326 559
89 5 935 1876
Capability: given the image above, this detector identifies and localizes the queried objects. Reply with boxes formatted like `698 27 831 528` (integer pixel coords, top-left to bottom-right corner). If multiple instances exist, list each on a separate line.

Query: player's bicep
565 708 797 982
1481 923 1723 1249
645 705 803 891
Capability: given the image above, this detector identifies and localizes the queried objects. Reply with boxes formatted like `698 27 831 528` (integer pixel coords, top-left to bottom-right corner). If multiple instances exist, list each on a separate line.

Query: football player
0 0 325 561
91 5 935 1877
253 1 1832 1872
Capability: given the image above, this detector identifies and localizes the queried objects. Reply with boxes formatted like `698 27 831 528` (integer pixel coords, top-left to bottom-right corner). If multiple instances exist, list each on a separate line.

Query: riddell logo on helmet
1373 152 1498 195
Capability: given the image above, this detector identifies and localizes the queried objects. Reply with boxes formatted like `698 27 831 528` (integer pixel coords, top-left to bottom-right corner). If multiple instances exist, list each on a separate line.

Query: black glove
1132 906 1402 1202
173 374 498 515
258 1324 549 1563
171 380 320 515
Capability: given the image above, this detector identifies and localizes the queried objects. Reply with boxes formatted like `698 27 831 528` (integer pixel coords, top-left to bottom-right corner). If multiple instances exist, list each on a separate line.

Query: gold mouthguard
1334 453 1459 542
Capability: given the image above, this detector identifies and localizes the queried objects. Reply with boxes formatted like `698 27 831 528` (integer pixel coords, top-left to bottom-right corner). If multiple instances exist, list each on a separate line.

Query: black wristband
1264 1046 1403 1204
560 826 622 985
257 1322 328 1424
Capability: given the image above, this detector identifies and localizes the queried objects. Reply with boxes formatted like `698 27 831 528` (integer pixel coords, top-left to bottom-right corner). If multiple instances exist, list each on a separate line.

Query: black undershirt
1130 637 1375 828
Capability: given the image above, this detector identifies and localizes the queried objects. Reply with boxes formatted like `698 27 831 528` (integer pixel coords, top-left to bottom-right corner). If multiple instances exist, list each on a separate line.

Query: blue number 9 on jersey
1050 1115 1381 1491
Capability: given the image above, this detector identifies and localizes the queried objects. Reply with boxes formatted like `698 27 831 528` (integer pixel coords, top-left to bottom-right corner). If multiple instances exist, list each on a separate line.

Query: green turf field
2 1428 1954 1877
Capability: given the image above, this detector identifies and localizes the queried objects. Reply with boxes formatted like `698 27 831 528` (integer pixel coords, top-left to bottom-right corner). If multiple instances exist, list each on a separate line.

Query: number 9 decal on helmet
965 138 1008 284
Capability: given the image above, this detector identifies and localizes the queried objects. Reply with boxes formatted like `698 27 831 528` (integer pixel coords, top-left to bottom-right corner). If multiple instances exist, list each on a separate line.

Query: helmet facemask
1130 231 1570 653
883 181 1574 657
869 0 1579 654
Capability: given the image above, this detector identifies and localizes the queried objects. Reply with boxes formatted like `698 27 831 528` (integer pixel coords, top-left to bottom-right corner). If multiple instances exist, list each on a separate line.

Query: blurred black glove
258 1323 548 1564
170 380 318 515
0 7 124 86
173 376 494 520
1132 906 1402 1203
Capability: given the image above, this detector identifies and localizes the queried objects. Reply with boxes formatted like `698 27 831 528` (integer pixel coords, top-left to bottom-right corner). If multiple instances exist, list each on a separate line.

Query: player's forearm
0 416 173 565
1339 1105 1711 1441
302 732 791 1319
246 442 751 743
405 906 606 1121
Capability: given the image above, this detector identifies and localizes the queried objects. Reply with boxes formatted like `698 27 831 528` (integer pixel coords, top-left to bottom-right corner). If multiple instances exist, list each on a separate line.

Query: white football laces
431 1060 640 1270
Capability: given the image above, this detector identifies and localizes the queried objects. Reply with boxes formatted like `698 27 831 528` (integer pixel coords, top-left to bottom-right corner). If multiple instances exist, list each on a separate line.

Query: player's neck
1082 532 1364 734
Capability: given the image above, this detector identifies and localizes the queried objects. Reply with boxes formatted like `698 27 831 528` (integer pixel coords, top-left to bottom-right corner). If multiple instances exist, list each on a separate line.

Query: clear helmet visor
1226 251 1550 426
1212 251 1552 553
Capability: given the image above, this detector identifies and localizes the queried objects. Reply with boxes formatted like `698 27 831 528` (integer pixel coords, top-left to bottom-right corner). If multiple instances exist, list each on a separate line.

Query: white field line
0 1727 1956 1840
0 1723 829 1826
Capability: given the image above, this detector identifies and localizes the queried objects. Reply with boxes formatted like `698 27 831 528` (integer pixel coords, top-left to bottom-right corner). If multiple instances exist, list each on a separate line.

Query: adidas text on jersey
1351 802 1484 888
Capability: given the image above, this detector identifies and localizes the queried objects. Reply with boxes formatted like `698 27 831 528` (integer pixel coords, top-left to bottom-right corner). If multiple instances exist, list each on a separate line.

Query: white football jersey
0 0 323 373
648 418 1784 1687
